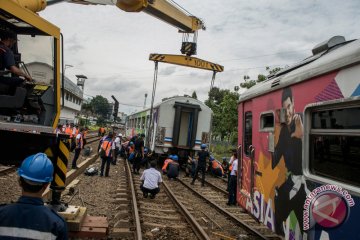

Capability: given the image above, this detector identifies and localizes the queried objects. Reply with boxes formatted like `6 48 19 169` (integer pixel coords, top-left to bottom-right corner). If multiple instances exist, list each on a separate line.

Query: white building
25 62 83 124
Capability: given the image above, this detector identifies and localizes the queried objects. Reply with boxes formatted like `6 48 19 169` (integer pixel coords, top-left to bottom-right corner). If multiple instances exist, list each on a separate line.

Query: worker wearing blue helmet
191 143 210 186
0 153 68 239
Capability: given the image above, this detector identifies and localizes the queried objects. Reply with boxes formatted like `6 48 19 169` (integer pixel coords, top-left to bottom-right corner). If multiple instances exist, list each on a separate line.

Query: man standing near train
191 143 210 187
272 87 310 235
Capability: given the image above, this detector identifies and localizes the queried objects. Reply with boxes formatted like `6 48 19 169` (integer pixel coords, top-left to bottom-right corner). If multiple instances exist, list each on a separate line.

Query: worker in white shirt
227 152 238 206
140 161 162 199
112 133 122 165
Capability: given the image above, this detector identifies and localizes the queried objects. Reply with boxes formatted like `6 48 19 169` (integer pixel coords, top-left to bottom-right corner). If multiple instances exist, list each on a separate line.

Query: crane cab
0 1 68 166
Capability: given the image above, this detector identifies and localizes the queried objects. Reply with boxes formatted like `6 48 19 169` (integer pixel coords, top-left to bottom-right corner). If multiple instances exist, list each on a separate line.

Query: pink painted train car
237 36 360 240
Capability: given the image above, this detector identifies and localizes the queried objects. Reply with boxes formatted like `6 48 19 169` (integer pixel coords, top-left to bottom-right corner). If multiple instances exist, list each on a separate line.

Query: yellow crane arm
149 54 224 72
62 0 205 33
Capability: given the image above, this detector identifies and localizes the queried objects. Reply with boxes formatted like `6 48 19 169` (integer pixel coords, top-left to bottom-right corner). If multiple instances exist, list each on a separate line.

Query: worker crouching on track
0 153 68 239
99 132 114 177
140 161 163 199
161 154 173 174
167 155 180 179
209 156 224 177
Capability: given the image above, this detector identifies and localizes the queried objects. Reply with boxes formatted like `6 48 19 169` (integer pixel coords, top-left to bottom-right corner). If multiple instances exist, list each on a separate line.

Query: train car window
309 106 360 187
244 112 252 156
260 112 274 131
312 108 360 129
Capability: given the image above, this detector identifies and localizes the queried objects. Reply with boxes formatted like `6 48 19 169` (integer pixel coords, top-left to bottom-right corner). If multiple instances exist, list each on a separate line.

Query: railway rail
165 174 281 239
129 161 207 239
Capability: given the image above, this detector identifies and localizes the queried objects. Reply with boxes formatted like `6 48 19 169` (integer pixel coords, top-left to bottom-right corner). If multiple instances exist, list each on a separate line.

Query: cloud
159 66 177 76
38 0 360 114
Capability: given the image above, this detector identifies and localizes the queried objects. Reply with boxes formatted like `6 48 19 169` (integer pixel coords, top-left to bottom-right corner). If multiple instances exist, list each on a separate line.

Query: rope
210 71 217 90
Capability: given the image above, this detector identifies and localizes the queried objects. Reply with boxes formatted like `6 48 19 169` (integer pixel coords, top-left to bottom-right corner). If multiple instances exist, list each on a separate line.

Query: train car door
172 102 200 148
238 100 255 205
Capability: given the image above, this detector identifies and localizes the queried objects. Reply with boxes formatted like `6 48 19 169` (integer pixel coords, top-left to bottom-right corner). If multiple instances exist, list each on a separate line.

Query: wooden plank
82 216 108 228
66 207 87 231
69 227 107 238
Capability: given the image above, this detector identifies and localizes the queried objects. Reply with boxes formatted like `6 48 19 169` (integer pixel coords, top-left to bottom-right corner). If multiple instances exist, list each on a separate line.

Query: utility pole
111 95 119 123
143 93 148 109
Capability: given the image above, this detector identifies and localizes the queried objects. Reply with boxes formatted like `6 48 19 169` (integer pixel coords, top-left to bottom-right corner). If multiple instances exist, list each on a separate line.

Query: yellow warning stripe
54 174 65 187
149 54 224 72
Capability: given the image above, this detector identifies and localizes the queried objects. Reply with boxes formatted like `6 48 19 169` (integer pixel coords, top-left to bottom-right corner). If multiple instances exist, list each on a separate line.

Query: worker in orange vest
162 155 173 174
99 132 114 177
209 156 224 177
71 127 85 169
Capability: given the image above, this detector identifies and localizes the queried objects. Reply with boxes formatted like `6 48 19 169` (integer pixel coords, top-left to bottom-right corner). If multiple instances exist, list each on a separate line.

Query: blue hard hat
144 147 149 153
171 155 178 161
222 157 227 161
130 142 134 145
201 144 207 149
18 153 54 183
209 155 215 161
168 154 173 159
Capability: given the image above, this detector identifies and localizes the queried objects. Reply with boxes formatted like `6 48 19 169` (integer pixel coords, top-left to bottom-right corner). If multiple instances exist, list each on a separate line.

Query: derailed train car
237 36 360 240
126 96 212 161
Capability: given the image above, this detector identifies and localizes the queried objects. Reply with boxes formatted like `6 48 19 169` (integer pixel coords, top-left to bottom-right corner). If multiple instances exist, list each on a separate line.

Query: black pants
112 147 119 164
72 148 81 168
228 175 237 204
133 156 142 173
0 76 24 95
274 176 306 235
100 156 111 176
140 184 160 196
192 164 206 185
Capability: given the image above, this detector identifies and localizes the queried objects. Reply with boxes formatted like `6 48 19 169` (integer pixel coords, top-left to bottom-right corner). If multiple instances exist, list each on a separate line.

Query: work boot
190 181 194 185
143 192 148 198
150 194 155 199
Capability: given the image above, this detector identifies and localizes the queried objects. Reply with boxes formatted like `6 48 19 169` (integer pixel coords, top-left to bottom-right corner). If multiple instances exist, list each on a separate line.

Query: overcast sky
40 0 360 114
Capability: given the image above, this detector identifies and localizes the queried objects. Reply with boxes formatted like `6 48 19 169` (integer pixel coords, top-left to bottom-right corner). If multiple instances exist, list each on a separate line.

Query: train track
127 160 208 239
0 165 17 176
171 175 281 239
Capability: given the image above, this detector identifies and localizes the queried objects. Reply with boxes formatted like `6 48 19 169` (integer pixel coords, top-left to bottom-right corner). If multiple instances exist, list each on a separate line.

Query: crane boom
62 0 205 33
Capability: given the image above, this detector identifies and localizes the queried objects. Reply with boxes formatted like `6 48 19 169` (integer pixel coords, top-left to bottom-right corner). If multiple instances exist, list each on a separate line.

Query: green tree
191 91 197 99
90 95 111 119
219 93 239 143
240 67 282 89
205 87 239 142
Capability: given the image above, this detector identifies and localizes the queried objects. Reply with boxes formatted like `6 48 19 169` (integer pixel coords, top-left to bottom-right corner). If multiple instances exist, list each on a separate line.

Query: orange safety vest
162 159 173 172
65 127 73 137
101 140 112 157
129 145 135 153
212 160 224 175
75 129 79 135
